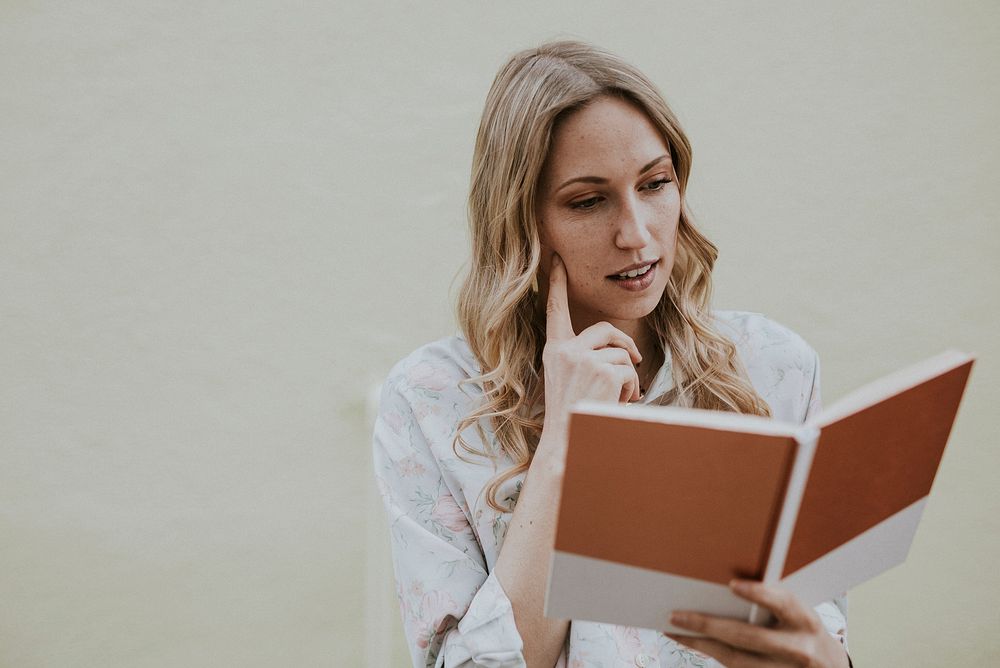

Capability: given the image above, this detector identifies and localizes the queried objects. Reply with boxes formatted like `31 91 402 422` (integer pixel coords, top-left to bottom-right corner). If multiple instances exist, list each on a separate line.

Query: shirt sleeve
372 368 526 668
802 350 851 656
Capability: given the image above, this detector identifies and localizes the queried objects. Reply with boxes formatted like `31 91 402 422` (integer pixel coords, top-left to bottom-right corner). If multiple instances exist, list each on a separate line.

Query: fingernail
729 579 750 593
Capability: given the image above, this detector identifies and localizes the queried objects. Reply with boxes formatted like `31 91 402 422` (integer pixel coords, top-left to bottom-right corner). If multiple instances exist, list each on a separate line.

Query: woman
373 40 851 667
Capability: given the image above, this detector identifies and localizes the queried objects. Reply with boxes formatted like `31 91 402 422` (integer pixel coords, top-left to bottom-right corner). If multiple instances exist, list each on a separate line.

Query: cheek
537 223 571 284
538 219 578 263
537 245 555 283
656 200 682 245
541 235 605 285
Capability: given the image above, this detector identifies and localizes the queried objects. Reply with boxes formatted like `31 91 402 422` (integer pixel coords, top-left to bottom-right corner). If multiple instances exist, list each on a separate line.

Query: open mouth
608 260 658 281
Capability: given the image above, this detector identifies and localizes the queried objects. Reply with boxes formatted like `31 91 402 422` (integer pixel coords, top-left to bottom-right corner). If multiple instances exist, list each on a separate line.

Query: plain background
2 1 997 666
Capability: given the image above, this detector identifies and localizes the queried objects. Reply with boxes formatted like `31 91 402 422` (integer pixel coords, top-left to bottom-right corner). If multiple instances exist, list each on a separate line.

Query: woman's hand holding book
665 579 851 668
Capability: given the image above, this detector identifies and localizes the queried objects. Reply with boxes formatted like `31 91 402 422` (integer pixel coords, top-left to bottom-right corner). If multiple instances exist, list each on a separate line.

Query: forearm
494 432 569 668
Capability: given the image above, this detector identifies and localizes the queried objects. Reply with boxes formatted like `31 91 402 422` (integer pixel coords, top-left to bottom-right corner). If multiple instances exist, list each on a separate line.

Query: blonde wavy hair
454 40 772 513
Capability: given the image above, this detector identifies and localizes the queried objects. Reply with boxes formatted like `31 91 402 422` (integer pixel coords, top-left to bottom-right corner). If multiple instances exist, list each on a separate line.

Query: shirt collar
638 345 674 404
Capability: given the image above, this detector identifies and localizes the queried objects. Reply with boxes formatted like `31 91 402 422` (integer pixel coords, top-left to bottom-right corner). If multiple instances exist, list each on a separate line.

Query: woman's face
536 95 681 331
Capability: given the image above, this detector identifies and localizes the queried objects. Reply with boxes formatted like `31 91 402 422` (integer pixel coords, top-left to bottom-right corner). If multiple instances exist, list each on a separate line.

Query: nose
614 194 652 249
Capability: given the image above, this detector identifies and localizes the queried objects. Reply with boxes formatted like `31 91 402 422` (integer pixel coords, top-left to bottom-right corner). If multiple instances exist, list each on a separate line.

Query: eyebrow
554 154 672 193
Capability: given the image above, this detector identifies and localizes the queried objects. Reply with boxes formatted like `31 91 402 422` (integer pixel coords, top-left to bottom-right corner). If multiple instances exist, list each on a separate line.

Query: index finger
545 254 575 341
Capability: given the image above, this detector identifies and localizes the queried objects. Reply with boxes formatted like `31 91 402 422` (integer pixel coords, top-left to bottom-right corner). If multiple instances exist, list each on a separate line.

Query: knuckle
777 588 796 610
731 626 755 647
685 614 707 633
805 612 823 634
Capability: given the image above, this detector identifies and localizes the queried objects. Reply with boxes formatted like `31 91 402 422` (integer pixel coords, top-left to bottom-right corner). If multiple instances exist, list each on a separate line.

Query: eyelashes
568 178 674 211
571 195 602 210
643 178 672 192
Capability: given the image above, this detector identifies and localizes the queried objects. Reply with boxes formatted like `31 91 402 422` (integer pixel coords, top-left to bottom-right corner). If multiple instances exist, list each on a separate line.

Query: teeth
618 264 652 279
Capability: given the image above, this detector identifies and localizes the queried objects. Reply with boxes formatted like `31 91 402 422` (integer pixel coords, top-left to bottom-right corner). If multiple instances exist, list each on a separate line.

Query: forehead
542 95 670 180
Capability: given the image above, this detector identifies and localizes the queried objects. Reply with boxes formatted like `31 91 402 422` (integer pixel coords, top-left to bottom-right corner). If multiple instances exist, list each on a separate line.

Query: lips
608 259 658 278
608 260 658 291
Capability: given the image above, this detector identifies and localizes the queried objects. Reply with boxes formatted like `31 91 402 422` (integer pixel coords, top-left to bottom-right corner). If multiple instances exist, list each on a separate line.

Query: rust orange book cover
544 351 974 633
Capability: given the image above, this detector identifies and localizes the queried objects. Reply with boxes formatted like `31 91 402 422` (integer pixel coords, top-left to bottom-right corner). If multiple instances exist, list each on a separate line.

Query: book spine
748 425 820 625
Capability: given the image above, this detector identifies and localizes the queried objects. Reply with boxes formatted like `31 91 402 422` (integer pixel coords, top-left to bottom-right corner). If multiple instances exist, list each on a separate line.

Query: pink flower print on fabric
412 588 460 650
431 492 469 533
398 455 427 478
609 624 643 656
609 625 663 667
414 620 434 650
408 362 453 392
383 408 406 435
412 400 442 420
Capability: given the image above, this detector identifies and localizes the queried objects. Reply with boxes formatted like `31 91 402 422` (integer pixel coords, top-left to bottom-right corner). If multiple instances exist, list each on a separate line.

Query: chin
600 294 665 321
627 302 663 320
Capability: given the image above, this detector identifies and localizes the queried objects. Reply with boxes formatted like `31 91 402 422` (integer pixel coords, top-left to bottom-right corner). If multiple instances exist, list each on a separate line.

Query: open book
543 350 975 633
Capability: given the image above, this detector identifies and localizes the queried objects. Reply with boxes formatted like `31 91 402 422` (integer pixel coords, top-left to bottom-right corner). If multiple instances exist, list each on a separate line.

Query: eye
570 195 602 210
642 178 672 192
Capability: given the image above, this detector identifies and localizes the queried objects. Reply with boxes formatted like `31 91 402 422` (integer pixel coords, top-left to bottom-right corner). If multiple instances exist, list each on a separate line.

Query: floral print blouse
372 310 849 667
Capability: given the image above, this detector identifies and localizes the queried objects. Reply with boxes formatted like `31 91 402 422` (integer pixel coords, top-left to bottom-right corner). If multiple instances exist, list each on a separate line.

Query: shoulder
381 334 481 404
711 309 819 422
376 335 485 458
374 336 481 470
711 309 818 367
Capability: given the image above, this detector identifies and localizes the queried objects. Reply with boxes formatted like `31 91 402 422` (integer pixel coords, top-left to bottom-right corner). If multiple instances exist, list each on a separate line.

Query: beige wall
1 2 997 666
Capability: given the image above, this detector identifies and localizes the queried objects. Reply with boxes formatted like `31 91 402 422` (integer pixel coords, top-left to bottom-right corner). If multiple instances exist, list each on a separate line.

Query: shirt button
635 654 651 667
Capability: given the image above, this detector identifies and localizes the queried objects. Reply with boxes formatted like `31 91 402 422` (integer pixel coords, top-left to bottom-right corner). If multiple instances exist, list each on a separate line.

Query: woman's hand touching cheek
537 254 642 457
665 579 850 668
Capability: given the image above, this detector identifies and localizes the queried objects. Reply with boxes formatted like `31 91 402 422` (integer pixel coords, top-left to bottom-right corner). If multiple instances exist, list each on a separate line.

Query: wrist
539 419 565 442
530 448 566 481
530 432 567 480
